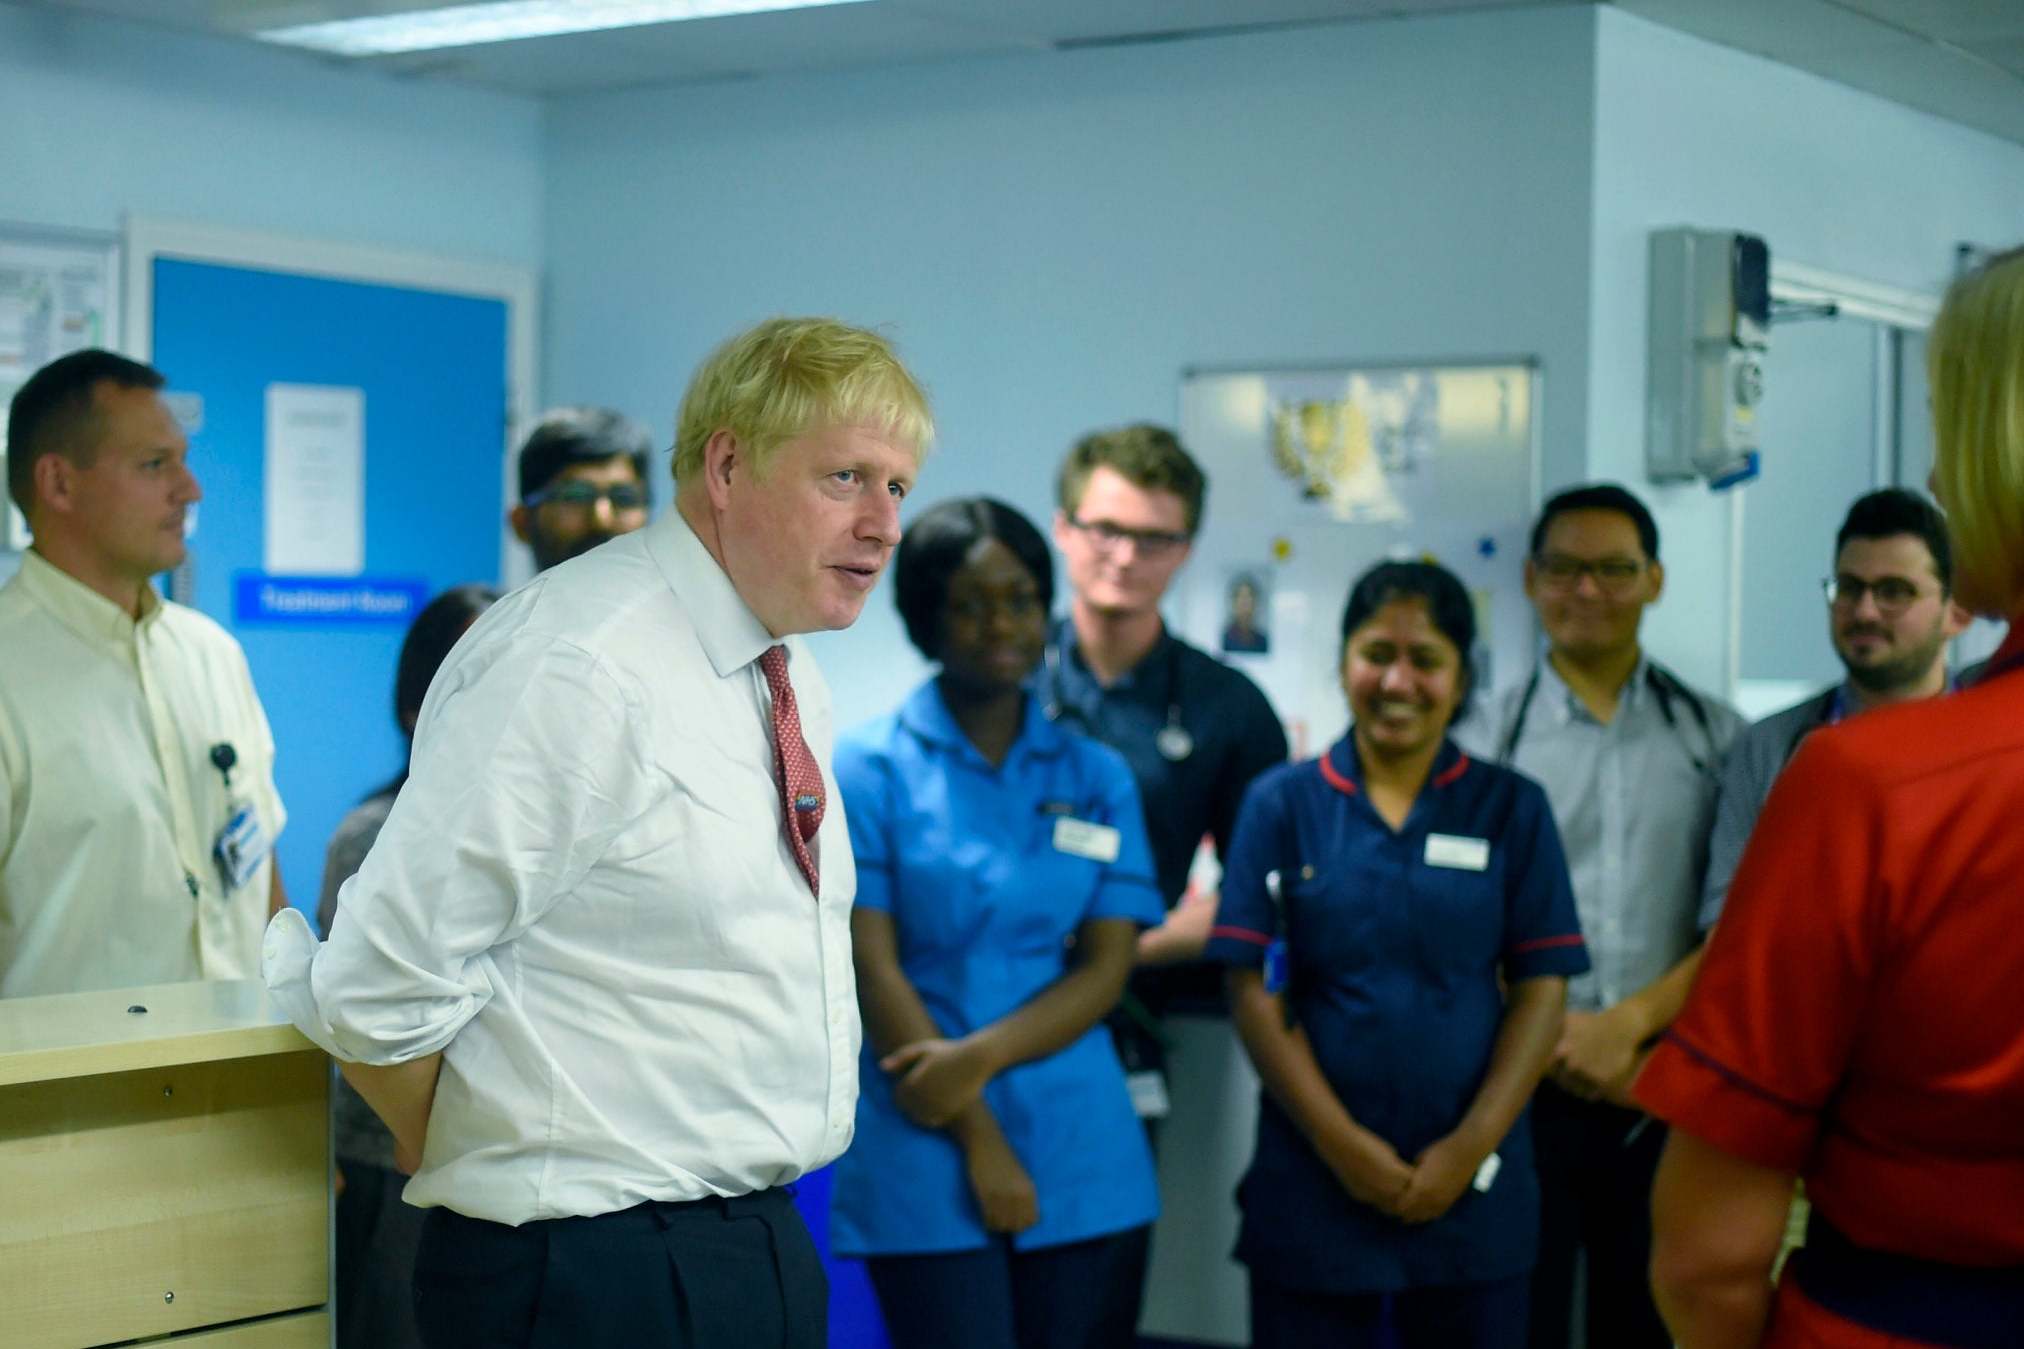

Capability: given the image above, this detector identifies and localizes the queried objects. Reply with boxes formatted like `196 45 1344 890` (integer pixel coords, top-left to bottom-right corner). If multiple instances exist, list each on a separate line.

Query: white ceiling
23 0 2024 145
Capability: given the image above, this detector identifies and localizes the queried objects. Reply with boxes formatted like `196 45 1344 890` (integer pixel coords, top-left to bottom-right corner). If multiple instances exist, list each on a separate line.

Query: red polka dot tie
759 644 824 896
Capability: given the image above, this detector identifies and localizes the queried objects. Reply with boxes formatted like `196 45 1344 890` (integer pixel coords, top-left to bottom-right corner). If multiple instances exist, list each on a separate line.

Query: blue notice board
152 257 508 915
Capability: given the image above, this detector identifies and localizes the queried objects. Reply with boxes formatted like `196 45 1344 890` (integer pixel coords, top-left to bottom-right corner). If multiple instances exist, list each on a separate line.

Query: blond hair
1929 246 2024 616
672 317 933 486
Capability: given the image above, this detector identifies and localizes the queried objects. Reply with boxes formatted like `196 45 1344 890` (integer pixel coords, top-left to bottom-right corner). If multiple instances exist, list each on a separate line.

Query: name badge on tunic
1052 817 1121 863
1424 833 1490 872
214 804 271 892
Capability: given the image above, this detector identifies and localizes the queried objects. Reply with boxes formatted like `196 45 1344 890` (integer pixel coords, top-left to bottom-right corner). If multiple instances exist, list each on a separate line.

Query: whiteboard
0 223 122 551
1176 360 1540 759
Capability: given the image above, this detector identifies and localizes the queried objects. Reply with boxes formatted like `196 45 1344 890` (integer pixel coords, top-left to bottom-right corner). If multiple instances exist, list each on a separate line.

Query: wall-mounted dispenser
1646 228 1769 489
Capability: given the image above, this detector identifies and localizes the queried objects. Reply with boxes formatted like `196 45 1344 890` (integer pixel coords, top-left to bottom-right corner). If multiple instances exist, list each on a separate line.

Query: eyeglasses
1067 516 1191 556
525 482 649 514
1531 553 1647 594
1822 575 1930 615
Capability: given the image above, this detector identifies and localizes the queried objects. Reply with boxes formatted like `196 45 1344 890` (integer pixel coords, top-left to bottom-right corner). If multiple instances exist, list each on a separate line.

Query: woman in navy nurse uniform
1205 560 1589 1348
831 497 1164 1349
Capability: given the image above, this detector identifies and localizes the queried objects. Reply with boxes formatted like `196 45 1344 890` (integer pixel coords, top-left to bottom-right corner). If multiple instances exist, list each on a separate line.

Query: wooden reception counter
0 979 330 1348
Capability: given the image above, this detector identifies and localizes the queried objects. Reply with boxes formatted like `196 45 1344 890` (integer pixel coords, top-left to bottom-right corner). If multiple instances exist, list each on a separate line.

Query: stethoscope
1498 660 1716 777
1041 641 1195 763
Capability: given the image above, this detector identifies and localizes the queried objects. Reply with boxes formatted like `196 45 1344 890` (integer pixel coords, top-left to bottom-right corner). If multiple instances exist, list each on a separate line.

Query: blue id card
213 805 269 892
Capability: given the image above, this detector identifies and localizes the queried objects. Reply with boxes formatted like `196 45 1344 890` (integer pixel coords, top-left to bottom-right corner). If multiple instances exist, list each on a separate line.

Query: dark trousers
866 1225 1151 1349
411 1188 826 1349
1526 1081 1671 1349
334 1160 428 1349
1249 1272 1530 1349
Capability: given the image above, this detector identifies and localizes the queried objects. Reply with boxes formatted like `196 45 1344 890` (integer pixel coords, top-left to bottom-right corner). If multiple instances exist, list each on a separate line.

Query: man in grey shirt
1699 488 1966 932
1458 483 1742 1349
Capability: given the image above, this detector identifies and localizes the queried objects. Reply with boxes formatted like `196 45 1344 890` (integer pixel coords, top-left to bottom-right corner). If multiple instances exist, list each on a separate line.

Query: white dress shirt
1458 656 1741 1011
0 549 285 998
262 512 860 1224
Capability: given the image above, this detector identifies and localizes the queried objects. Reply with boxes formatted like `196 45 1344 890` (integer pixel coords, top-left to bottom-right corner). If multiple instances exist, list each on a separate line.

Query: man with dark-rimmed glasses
508 406 653 572
1035 424 1288 1135
1458 481 1743 1349
1699 488 1967 934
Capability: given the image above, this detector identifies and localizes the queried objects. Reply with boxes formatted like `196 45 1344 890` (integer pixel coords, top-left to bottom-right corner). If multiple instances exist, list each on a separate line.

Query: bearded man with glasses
508 405 654 572
1456 481 1744 1349
1698 488 1968 934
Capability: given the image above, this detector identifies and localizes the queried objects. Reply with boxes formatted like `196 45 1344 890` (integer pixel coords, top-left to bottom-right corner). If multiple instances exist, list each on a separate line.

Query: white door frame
123 215 539 587
1724 259 1944 697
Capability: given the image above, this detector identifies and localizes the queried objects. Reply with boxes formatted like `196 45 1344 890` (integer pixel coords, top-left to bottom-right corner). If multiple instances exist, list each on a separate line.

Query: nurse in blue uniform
1205 560 1589 1348
832 497 1165 1349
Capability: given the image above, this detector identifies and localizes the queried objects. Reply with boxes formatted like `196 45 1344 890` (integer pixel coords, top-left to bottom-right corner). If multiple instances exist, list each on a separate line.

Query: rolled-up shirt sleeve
1634 731 1882 1170
263 634 650 1065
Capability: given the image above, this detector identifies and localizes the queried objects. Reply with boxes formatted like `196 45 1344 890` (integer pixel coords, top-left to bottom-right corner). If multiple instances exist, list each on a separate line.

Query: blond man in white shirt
264 317 933 1348
1 350 288 999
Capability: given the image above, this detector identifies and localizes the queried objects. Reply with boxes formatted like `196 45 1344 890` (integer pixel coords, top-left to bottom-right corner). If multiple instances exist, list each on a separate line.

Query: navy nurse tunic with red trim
1204 737 1589 1294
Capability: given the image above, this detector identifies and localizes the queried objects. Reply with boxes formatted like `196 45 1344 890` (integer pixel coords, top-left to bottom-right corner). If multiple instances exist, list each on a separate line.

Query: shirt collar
1050 614 1173 695
898 679 1068 765
1319 733 1469 797
15 548 161 647
1533 648 1653 726
651 510 777 678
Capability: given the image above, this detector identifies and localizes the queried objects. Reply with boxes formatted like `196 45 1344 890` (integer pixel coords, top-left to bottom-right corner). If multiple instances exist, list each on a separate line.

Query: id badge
1052 816 1121 863
1126 1069 1171 1120
213 804 270 892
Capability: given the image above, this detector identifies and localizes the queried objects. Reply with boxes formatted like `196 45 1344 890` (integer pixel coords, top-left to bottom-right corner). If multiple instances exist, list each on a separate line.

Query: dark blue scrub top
829 682 1165 1256
1035 619 1289 1013
1205 736 1589 1295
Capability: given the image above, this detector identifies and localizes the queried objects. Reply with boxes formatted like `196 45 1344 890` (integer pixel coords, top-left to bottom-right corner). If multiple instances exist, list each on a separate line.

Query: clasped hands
1328 1128 1482 1226
1549 1005 1649 1107
880 1034 1000 1130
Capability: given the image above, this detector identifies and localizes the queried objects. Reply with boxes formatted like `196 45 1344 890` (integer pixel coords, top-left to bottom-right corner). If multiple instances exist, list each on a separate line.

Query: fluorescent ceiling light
257 0 872 57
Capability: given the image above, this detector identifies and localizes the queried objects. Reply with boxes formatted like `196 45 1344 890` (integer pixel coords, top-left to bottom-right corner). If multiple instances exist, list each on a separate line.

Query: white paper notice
265 384 364 575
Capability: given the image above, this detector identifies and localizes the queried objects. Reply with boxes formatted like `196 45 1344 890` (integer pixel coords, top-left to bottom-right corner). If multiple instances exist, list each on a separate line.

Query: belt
1788 1209 2024 1349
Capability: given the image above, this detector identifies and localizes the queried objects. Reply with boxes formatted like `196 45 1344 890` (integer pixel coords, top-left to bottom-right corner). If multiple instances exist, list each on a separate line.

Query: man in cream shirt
263 317 933 1348
0 349 287 999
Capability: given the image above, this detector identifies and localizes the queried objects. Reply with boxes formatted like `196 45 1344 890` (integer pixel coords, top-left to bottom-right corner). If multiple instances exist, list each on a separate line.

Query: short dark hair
1530 482 1660 561
374 583 500 800
6 349 165 514
1057 423 1207 535
894 497 1053 660
1339 559 1478 718
517 406 653 503
1835 488 1953 592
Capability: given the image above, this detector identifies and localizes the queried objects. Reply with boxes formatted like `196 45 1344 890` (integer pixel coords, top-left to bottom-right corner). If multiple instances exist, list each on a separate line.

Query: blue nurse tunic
1204 737 1589 1295
830 682 1165 1257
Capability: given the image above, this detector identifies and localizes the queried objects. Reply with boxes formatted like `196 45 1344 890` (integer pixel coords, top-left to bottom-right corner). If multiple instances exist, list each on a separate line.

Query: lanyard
1042 636 1194 762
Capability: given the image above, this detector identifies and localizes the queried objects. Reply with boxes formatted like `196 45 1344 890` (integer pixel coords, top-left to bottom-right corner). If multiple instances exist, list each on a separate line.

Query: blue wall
541 3 1602 730
0 4 543 267
1585 7 2024 691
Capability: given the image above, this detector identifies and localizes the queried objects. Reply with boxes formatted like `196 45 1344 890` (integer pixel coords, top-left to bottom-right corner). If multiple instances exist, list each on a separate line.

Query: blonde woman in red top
1637 244 2024 1349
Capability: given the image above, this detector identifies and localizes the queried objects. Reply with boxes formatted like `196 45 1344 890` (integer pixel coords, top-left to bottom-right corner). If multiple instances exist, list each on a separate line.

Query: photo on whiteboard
1221 568 1273 656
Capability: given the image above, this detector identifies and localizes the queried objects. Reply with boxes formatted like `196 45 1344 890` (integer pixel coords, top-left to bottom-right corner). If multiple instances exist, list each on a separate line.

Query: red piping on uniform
1210 926 1273 947
1433 753 1471 788
1317 755 1358 796
1509 933 1585 955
